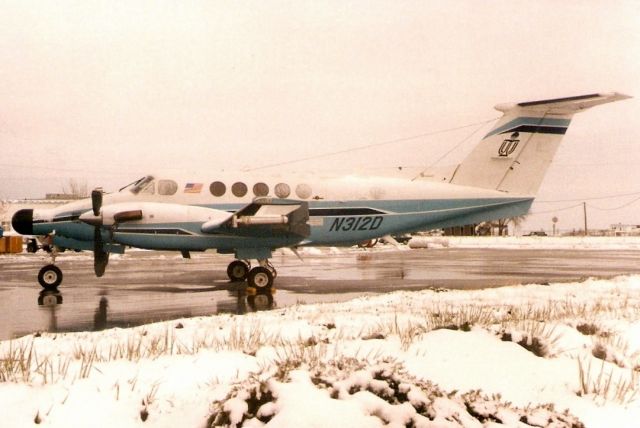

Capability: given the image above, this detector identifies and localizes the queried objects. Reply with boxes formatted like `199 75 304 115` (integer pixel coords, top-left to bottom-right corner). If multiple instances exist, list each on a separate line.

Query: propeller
80 190 144 277
89 188 108 277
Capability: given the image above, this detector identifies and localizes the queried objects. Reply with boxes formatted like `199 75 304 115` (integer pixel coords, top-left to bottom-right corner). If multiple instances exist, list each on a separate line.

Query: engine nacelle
80 202 232 227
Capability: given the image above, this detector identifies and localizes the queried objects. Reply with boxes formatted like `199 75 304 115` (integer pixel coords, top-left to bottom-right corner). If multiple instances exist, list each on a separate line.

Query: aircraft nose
12 209 33 235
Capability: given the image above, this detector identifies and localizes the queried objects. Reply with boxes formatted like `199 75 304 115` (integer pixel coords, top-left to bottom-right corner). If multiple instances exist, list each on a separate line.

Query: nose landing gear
37 245 63 290
38 264 63 290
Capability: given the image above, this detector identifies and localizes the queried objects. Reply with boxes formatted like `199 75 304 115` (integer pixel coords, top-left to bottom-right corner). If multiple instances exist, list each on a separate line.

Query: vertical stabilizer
449 93 631 195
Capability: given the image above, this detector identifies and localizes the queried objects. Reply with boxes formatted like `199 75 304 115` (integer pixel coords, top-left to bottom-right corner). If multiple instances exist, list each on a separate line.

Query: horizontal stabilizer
494 92 631 115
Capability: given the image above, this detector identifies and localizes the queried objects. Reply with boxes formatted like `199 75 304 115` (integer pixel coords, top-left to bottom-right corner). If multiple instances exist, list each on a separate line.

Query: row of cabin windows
153 180 313 199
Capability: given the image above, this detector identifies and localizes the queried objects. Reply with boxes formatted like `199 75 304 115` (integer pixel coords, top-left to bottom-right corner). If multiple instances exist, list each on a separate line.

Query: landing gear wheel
247 266 274 289
227 260 250 282
38 264 63 290
27 239 39 253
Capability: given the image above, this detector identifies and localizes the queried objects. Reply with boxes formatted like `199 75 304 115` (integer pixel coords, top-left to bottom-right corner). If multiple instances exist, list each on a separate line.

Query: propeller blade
91 188 103 217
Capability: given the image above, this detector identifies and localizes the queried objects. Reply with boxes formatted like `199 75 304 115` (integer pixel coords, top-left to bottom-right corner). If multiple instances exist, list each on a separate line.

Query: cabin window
296 183 312 199
253 182 269 197
158 180 178 195
210 181 226 197
231 182 248 197
274 183 290 198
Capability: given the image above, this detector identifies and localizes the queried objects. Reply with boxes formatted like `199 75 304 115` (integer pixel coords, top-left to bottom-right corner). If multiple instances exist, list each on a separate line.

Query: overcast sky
1 1 639 231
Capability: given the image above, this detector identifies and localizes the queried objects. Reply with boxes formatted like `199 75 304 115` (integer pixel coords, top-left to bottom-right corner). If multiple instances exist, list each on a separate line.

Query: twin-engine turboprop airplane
12 92 630 292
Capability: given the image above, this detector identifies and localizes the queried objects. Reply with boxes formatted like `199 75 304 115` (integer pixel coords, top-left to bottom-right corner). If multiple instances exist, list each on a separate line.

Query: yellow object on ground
0 236 23 254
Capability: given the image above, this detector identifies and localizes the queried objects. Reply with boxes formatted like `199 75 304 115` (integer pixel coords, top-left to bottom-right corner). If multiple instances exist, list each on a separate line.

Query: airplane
11 92 631 293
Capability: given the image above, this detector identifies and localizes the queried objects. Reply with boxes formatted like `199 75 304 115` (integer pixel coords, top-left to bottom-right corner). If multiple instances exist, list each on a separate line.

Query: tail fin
449 92 631 195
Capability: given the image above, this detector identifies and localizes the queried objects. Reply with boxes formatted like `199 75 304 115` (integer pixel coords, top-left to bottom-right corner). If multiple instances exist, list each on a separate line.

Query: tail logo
498 132 520 157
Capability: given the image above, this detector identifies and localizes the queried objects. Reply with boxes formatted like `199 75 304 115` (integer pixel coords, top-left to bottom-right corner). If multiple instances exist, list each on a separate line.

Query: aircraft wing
201 198 310 238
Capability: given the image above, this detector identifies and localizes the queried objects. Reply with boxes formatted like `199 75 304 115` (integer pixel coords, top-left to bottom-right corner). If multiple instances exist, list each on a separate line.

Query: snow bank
2 276 640 427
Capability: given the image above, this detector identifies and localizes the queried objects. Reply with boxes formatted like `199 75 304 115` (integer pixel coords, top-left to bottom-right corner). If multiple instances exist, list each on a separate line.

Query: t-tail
449 92 631 195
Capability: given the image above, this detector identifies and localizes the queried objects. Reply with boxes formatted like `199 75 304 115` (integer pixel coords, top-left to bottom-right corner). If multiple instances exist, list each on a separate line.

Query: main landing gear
226 259 277 289
226 259 276 308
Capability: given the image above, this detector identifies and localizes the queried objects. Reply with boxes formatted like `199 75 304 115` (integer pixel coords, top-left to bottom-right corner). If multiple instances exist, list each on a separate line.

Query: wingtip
599 92 632 100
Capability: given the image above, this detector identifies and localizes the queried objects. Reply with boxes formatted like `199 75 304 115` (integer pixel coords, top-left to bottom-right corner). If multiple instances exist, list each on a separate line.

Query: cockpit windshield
119 175 155 194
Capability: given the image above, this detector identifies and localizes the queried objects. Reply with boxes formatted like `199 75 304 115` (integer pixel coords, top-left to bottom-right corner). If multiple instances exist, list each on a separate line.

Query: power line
529 195 640 216
528 203 585 216
554 161 640 167
588 196 640 211
412 117 498 180
246 117 501 172
536 190 640 203
0 162 140 174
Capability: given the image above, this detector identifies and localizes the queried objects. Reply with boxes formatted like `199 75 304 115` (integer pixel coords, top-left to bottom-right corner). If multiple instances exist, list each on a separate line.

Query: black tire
247 291 274 311
27 239 38 253
247 266 274 289
227 260 249 282
38 264 63 290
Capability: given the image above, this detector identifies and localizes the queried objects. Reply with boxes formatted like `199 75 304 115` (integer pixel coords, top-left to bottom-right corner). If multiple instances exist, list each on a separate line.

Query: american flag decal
184 183 203 193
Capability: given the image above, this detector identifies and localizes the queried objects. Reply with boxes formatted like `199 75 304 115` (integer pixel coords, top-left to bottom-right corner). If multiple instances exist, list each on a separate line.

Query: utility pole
583 202 588 236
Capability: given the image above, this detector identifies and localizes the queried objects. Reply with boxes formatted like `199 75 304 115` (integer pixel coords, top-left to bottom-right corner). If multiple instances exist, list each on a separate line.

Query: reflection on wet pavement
2 247 640 340
27 283 276 339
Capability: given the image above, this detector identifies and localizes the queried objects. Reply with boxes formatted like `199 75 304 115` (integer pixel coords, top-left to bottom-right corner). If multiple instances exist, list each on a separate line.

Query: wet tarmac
1 246 640 340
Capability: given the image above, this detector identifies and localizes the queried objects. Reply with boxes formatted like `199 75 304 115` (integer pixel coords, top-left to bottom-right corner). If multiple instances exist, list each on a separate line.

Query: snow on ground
2 271 640 427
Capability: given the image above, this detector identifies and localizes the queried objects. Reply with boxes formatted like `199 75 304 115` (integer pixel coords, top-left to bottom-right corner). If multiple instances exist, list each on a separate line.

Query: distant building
610 223 640 236
443 224 479 236
45 193 83 200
